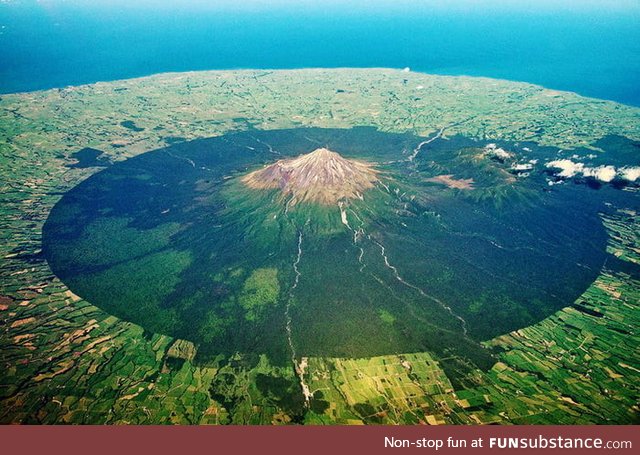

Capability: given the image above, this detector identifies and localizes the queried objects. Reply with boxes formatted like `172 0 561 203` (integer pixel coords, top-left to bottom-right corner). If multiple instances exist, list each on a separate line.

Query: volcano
241 147 379 205
43 127 613 380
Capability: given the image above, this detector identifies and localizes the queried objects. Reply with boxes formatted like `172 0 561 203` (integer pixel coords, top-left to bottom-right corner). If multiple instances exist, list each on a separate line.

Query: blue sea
1 1 639 106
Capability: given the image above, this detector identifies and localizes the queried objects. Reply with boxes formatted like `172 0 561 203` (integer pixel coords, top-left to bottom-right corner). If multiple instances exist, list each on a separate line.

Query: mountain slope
241 148 379 205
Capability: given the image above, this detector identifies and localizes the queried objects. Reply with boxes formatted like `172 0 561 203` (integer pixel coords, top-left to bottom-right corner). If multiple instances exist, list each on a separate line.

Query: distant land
0 3 639 106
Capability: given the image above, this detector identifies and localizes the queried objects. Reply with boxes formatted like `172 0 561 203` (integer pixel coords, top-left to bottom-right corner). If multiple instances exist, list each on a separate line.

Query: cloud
546 159 584 178
619 167 640 182
546 161 640 183
582 165 617 183
484 143 512 161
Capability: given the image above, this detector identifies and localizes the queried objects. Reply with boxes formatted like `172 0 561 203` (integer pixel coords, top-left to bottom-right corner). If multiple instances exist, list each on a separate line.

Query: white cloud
619 167 640 182
546 161 640 183
583 165 617 183
546 159 584 178
484 143 512 160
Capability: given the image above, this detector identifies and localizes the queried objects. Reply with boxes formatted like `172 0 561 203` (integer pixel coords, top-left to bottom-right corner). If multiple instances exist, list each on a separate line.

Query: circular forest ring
43 127 618 376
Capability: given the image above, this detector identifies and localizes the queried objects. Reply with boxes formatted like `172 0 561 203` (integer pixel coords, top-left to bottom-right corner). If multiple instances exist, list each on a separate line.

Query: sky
3 1 640 23
6 0 640 13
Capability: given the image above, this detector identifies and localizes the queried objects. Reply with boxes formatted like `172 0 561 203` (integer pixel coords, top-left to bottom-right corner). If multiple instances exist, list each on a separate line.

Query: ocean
1 2 639 106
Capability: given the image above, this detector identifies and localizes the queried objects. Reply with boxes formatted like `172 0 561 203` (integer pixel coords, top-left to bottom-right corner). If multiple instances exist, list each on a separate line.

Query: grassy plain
1 69 638 423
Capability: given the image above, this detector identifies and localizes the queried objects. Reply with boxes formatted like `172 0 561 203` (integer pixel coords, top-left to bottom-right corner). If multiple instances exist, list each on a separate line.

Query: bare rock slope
242 148 378 205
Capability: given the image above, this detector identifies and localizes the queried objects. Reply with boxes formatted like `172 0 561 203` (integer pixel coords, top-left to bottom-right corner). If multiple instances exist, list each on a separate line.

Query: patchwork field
1 69 638 424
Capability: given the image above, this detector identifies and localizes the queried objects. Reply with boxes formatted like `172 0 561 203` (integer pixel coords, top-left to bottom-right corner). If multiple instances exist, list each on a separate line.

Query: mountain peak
241 148 378 205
